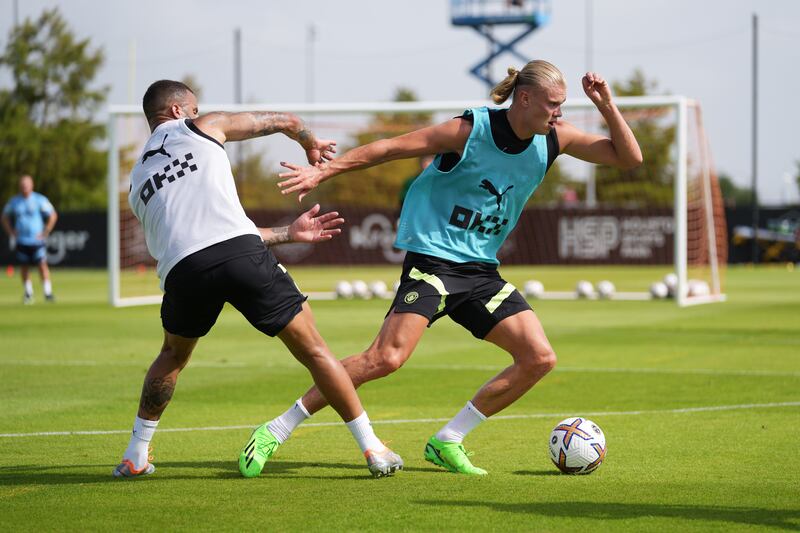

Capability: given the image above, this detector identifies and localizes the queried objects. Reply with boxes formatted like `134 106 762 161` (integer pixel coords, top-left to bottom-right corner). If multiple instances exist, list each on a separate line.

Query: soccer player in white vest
271 61 642 474
114 80 403 479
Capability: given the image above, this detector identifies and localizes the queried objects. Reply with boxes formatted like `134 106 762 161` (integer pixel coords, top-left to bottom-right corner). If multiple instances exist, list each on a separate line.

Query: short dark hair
142 80 194 123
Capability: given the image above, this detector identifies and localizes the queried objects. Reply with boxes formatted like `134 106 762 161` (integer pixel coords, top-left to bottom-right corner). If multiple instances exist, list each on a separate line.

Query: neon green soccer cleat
239 424 280 478
424 436 488 475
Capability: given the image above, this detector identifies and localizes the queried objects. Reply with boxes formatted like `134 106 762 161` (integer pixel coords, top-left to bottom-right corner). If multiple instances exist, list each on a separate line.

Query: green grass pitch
0 265 798 531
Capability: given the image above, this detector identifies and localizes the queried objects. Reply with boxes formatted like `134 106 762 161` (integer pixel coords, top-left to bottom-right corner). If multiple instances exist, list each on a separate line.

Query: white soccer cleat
113 459 155 478
364 447 404 478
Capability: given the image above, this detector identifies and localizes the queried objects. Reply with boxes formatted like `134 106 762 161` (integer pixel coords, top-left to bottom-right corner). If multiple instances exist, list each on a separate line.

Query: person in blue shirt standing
270 60 642 475
2 175 58 303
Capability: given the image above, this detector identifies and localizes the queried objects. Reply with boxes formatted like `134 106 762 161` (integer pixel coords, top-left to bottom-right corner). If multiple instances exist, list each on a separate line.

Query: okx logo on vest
448 178 511 236
140 152 199 205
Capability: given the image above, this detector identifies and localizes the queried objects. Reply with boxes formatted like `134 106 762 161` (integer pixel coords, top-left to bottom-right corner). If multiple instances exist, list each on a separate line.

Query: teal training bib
395 107 548 264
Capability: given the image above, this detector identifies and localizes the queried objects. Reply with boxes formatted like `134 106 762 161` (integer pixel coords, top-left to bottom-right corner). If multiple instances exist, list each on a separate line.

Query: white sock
435 401 487 443
24 280 33 296
345 411 385 454
267 399 310 443
122 416 159 469
43 279 52 296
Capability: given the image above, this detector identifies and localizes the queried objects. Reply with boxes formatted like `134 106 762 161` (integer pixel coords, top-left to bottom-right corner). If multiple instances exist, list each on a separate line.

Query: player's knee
161 345 193 369
300 343 334 366
518 348 556 375
367 346 407 377
536 348 557 374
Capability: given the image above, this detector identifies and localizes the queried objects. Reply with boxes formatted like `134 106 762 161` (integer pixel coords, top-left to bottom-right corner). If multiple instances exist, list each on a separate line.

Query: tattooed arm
193 111 336 164
259 226 292 246
258 204 344 247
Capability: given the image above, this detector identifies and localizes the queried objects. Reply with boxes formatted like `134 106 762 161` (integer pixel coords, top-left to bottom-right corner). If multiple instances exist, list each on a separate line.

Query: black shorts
15 243 47 265
389 251 531 339
161 235 306 338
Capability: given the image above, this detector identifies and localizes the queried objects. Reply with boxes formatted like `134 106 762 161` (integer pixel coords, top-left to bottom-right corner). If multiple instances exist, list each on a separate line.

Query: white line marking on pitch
415 364 800 378
2 359 798 378
0 401 797 439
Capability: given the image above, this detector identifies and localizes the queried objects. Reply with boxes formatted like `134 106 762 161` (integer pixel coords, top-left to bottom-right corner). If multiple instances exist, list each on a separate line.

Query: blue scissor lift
451 0 551 88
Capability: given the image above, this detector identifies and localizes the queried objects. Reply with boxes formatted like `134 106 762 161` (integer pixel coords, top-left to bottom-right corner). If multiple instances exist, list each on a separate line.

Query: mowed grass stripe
2 401 797 438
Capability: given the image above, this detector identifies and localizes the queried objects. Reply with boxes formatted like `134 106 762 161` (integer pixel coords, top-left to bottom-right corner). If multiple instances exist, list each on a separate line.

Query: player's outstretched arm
557 72 643 170
258 204 345 246
277 117 471 201
193 111 336 164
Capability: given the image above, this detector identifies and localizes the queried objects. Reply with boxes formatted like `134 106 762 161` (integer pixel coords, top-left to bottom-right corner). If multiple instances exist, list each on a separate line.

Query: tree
594 69 675 207
527 160 584 206
0 8 107 209
718 173 752 208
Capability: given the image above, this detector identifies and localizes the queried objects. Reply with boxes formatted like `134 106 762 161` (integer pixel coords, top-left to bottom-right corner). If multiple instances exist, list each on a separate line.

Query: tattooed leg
139 376 176 418
137 331 198 420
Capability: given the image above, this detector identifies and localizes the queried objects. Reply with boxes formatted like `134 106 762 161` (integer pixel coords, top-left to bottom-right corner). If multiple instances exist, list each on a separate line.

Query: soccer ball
523 280 544 298
663 273 678 297
649 281 669 299
369 280 389 299
334 280 353 299
688 279 710 297
596 280 615 299
575 280 594 298
351 280 371 299
548 417 606 475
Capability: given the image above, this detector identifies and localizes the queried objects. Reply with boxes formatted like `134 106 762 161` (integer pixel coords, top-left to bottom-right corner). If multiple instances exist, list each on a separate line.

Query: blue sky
2 0 799 204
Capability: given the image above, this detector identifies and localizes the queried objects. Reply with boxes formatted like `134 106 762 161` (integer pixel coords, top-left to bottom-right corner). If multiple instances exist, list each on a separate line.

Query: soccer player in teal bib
270 60 642 475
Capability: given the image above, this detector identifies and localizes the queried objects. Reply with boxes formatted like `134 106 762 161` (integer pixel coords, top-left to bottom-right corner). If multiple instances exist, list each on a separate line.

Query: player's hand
582 72 613 108
305 138 337 165
278 162 325 202
288 203 344 243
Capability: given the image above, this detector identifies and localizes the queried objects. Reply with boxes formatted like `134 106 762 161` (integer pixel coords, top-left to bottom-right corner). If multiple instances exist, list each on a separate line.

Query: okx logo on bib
447 178 512 236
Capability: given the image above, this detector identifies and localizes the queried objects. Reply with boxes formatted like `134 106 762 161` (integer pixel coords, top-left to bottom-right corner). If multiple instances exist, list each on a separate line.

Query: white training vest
129 118 259 289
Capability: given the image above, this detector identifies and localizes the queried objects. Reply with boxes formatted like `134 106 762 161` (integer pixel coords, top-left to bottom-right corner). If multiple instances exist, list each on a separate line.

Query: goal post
107 96 725 307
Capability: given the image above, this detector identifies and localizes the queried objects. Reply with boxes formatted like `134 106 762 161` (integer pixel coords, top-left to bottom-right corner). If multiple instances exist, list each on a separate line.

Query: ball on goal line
351 280 371 299
688 279 710 297
335 280 353 299
523 280 545 299
649 281 669 299
596 280 615 299
369 280 389 299
663 272 678 297
575 280 594 298
548 417 607 475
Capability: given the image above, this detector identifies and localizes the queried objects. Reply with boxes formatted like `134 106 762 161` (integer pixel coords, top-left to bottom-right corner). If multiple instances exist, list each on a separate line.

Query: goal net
107 96 725 307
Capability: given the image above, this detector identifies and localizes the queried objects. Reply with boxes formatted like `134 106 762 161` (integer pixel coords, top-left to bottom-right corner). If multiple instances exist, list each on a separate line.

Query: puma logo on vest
479 179 514 209
142 134 171 163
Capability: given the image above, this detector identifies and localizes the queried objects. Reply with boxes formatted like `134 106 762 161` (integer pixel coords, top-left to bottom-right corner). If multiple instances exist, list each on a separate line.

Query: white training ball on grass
688 279 710 297
335 280 353 299
523 280 545 298
351 279 371 299
576 280 594 298
663 273 678 297
649 281 669 299
369 280 389 299
596 280 616 299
